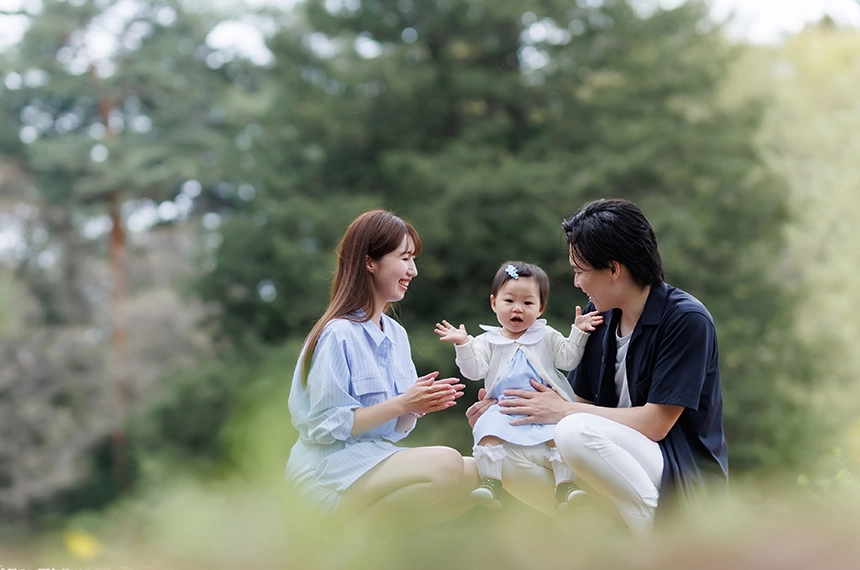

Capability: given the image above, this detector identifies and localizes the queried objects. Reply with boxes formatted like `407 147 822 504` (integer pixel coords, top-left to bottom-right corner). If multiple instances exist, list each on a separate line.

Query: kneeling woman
286 210 478 527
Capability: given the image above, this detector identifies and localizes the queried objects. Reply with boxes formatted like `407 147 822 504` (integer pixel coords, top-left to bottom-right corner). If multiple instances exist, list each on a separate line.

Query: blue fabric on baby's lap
472 349 558 446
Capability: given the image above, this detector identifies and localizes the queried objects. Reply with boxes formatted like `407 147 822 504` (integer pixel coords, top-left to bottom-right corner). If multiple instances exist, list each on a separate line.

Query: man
469 198 728 534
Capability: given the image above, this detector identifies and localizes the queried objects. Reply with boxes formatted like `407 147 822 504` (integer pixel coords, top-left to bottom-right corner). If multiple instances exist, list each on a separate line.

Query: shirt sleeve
646 310 715 410
304 328 360 444
550 325 590 371
454 335 491 381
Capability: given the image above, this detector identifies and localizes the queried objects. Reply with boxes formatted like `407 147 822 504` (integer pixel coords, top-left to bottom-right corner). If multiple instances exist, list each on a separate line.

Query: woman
286 210 478 528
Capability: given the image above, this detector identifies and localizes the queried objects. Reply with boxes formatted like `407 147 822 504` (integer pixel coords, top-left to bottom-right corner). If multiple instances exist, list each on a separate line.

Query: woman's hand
351 373 463 436
465 388 497 429
400 372 465 415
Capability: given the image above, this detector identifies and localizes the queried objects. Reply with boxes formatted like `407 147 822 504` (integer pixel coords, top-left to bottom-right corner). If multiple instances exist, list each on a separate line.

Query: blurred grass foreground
6 398 860 570
7 465 860 570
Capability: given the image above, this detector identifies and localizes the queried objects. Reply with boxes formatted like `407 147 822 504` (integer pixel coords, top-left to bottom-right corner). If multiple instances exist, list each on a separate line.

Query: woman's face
367 234 418 307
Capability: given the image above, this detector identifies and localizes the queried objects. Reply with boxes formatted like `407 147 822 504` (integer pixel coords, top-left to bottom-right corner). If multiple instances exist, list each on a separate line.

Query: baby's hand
574 306 603 332
434 320 469 346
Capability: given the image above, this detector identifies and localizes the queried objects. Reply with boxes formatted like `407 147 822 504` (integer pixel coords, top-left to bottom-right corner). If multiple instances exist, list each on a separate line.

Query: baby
435 261 602 509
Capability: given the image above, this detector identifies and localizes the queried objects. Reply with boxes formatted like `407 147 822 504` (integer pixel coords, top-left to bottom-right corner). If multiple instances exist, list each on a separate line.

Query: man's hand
465 388 496 429
498 380 575 425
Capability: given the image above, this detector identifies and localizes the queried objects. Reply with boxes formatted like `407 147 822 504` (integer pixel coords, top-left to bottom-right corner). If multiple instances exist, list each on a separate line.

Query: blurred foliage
0 0 247 206
0 264 113 526
0 0 246 523
725 23 860 431
7 463 860 570
129 352 260 475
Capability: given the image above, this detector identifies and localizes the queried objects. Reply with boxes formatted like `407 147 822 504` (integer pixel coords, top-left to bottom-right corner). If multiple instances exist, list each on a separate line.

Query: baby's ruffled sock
547 446 589 511
471 444 506 509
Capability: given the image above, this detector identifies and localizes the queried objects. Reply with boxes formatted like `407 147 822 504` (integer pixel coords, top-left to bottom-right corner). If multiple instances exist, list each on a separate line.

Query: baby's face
490 277 543 339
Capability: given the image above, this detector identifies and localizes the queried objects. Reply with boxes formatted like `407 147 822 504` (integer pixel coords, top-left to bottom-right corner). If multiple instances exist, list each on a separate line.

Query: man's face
570 248 613 312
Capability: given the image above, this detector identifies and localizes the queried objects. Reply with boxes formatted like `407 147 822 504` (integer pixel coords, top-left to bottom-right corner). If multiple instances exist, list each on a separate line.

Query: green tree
199 0 821 470
726 23 860 469
0 0 254 522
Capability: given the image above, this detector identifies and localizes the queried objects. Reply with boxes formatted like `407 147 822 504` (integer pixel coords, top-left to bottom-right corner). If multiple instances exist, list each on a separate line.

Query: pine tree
202 0 822 470
0 0 253 519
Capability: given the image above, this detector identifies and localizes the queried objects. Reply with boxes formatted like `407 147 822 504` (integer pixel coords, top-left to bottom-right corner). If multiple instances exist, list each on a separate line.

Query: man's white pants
554 413 663 535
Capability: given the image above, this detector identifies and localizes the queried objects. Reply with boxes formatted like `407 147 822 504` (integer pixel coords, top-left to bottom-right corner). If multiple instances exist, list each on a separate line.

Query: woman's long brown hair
300 210 421 384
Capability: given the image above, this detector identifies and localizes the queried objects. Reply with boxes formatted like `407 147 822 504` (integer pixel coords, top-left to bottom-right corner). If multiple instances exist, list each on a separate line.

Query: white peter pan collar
478 318 547 346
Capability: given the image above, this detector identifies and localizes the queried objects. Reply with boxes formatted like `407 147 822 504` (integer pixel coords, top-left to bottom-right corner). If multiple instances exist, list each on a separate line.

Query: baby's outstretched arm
574 306 604 332
434 320 469 346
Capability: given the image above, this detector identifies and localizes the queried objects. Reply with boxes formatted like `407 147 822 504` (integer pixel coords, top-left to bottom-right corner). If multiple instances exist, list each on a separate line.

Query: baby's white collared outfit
455 318 589 446
455 318 592 508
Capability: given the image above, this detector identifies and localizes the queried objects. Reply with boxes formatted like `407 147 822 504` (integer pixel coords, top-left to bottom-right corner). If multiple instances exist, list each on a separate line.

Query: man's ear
608 261 624 282
609 261 617 274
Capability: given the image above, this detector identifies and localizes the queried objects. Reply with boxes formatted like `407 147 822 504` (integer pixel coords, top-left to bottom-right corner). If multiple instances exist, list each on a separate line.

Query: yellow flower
63 529 103 560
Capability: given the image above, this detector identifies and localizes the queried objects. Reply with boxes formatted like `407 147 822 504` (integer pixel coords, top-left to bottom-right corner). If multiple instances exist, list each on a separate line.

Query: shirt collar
639 282 670 327
354 312 398 348
601 282 668 339
624 282 669 342
478 318 547 346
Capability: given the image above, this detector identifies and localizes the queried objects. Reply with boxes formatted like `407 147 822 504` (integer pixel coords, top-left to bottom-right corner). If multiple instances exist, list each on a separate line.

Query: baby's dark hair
490 261 550 309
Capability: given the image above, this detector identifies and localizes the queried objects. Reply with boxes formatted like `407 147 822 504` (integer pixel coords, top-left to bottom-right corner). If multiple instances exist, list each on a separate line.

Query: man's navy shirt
568 282 728 511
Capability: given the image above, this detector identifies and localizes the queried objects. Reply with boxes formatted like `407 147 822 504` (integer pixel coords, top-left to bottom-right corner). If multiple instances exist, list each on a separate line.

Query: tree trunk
109 191 129 490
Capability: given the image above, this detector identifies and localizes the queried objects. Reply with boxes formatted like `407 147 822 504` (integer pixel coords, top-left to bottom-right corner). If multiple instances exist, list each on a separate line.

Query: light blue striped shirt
286 313 418 516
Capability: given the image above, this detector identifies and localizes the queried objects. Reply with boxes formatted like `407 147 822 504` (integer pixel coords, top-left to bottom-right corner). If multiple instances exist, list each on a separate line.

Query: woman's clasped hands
400 371 465 416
